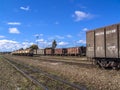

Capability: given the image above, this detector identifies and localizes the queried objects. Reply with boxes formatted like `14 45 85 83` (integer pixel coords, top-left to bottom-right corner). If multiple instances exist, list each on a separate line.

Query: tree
29 44 39 54
52 40 57 49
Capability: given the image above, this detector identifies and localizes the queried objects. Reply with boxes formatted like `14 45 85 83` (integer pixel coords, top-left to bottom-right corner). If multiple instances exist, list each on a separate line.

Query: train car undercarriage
94 58 120 69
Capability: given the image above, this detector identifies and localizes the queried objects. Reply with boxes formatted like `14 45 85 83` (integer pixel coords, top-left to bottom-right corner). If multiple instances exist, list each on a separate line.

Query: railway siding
2 55 86 90
3 55 120 90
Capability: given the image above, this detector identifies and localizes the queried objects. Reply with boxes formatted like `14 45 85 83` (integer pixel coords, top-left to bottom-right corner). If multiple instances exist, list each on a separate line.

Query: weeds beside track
2 56 86 90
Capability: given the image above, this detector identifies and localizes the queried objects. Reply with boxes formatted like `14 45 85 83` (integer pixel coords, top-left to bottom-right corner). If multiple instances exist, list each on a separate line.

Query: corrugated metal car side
37 49 45 55
95 28 105 58
54 48 63 55
86 30 95 58
105 24 118 58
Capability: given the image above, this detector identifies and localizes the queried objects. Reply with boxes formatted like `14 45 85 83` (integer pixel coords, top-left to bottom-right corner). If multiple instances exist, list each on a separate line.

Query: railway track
2 56 48 90
34 55 88 61
5 55 95 69
35 56 88 62
2 56 87 90
9 55 95 69
26 56 95 68
33 58 94 68
16 55 93 65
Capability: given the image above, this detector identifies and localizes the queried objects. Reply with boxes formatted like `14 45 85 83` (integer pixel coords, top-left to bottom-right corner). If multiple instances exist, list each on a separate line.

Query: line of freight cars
11 49 34 56
11 23 120 69
86 23 120 69
11 46 86 56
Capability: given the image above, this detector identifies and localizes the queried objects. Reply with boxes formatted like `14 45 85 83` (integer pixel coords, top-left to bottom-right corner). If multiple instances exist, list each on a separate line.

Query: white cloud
48 35 65 41
77 40 86 44
0 39 20 51
7 22 21 25
20 6 30 11
47 42 52 46
34 34 43 37
40 34 43 36
66 35 72 38
22 42 34 49
0 39 34 51
83 28 89 31
0 35 5 38
35 39 49 48
78 28 88 36
55 35 64 39
36 39 44 42
58 41 69 46
72 10 91 21
9 28 20 34
0 40 17 45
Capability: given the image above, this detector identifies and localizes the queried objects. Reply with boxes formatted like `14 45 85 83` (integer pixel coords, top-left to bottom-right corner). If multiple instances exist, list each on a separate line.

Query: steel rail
3 56 87 90
2 56 48 90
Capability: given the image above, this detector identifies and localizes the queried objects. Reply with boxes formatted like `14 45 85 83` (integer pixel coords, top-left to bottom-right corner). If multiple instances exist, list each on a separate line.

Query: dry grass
4 55 120 90
0 56 42 90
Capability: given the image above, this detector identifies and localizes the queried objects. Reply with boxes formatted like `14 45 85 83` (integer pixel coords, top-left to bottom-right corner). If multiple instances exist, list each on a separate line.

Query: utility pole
36 35 39 46
36 35 39 54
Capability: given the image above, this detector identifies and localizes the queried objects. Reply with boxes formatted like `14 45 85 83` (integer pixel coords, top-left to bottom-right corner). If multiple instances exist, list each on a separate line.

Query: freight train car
11 49 33 56
54 48 67 56
67 47 86 56
33 49 45 55
86 23 120 69
44 48 54 55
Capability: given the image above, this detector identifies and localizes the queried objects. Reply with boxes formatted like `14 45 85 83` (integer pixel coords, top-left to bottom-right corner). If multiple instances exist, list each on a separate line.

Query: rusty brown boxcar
54 48 67 56
67 47 86 56
44 48 54 55
86 23 120 69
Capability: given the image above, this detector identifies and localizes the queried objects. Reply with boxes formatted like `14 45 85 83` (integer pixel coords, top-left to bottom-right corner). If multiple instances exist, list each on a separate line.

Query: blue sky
0 0 120 51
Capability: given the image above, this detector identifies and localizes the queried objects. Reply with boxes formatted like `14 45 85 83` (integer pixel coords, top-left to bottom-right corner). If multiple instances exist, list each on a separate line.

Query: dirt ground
2 55 120 90
0 56 42 90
